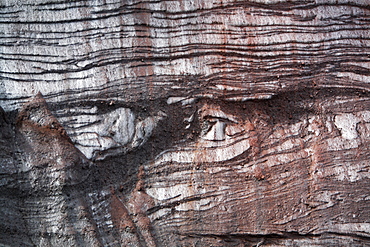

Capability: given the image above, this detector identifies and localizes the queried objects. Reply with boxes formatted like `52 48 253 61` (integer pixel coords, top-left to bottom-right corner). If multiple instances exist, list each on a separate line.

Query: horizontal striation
0 0 369 111
1 0 370 246
143 95 370 245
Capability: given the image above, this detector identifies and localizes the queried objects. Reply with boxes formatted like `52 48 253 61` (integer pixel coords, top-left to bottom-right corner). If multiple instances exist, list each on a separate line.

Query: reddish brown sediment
0 0 369 246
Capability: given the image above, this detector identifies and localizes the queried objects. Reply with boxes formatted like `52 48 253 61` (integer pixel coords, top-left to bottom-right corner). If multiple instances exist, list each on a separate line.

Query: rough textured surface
0 0 369 246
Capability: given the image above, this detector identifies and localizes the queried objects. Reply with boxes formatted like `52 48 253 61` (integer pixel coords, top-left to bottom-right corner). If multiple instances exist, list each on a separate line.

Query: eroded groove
1 0 369 246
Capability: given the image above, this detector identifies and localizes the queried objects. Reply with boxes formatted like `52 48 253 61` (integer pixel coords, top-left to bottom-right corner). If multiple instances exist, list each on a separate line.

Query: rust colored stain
110 191 137 233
